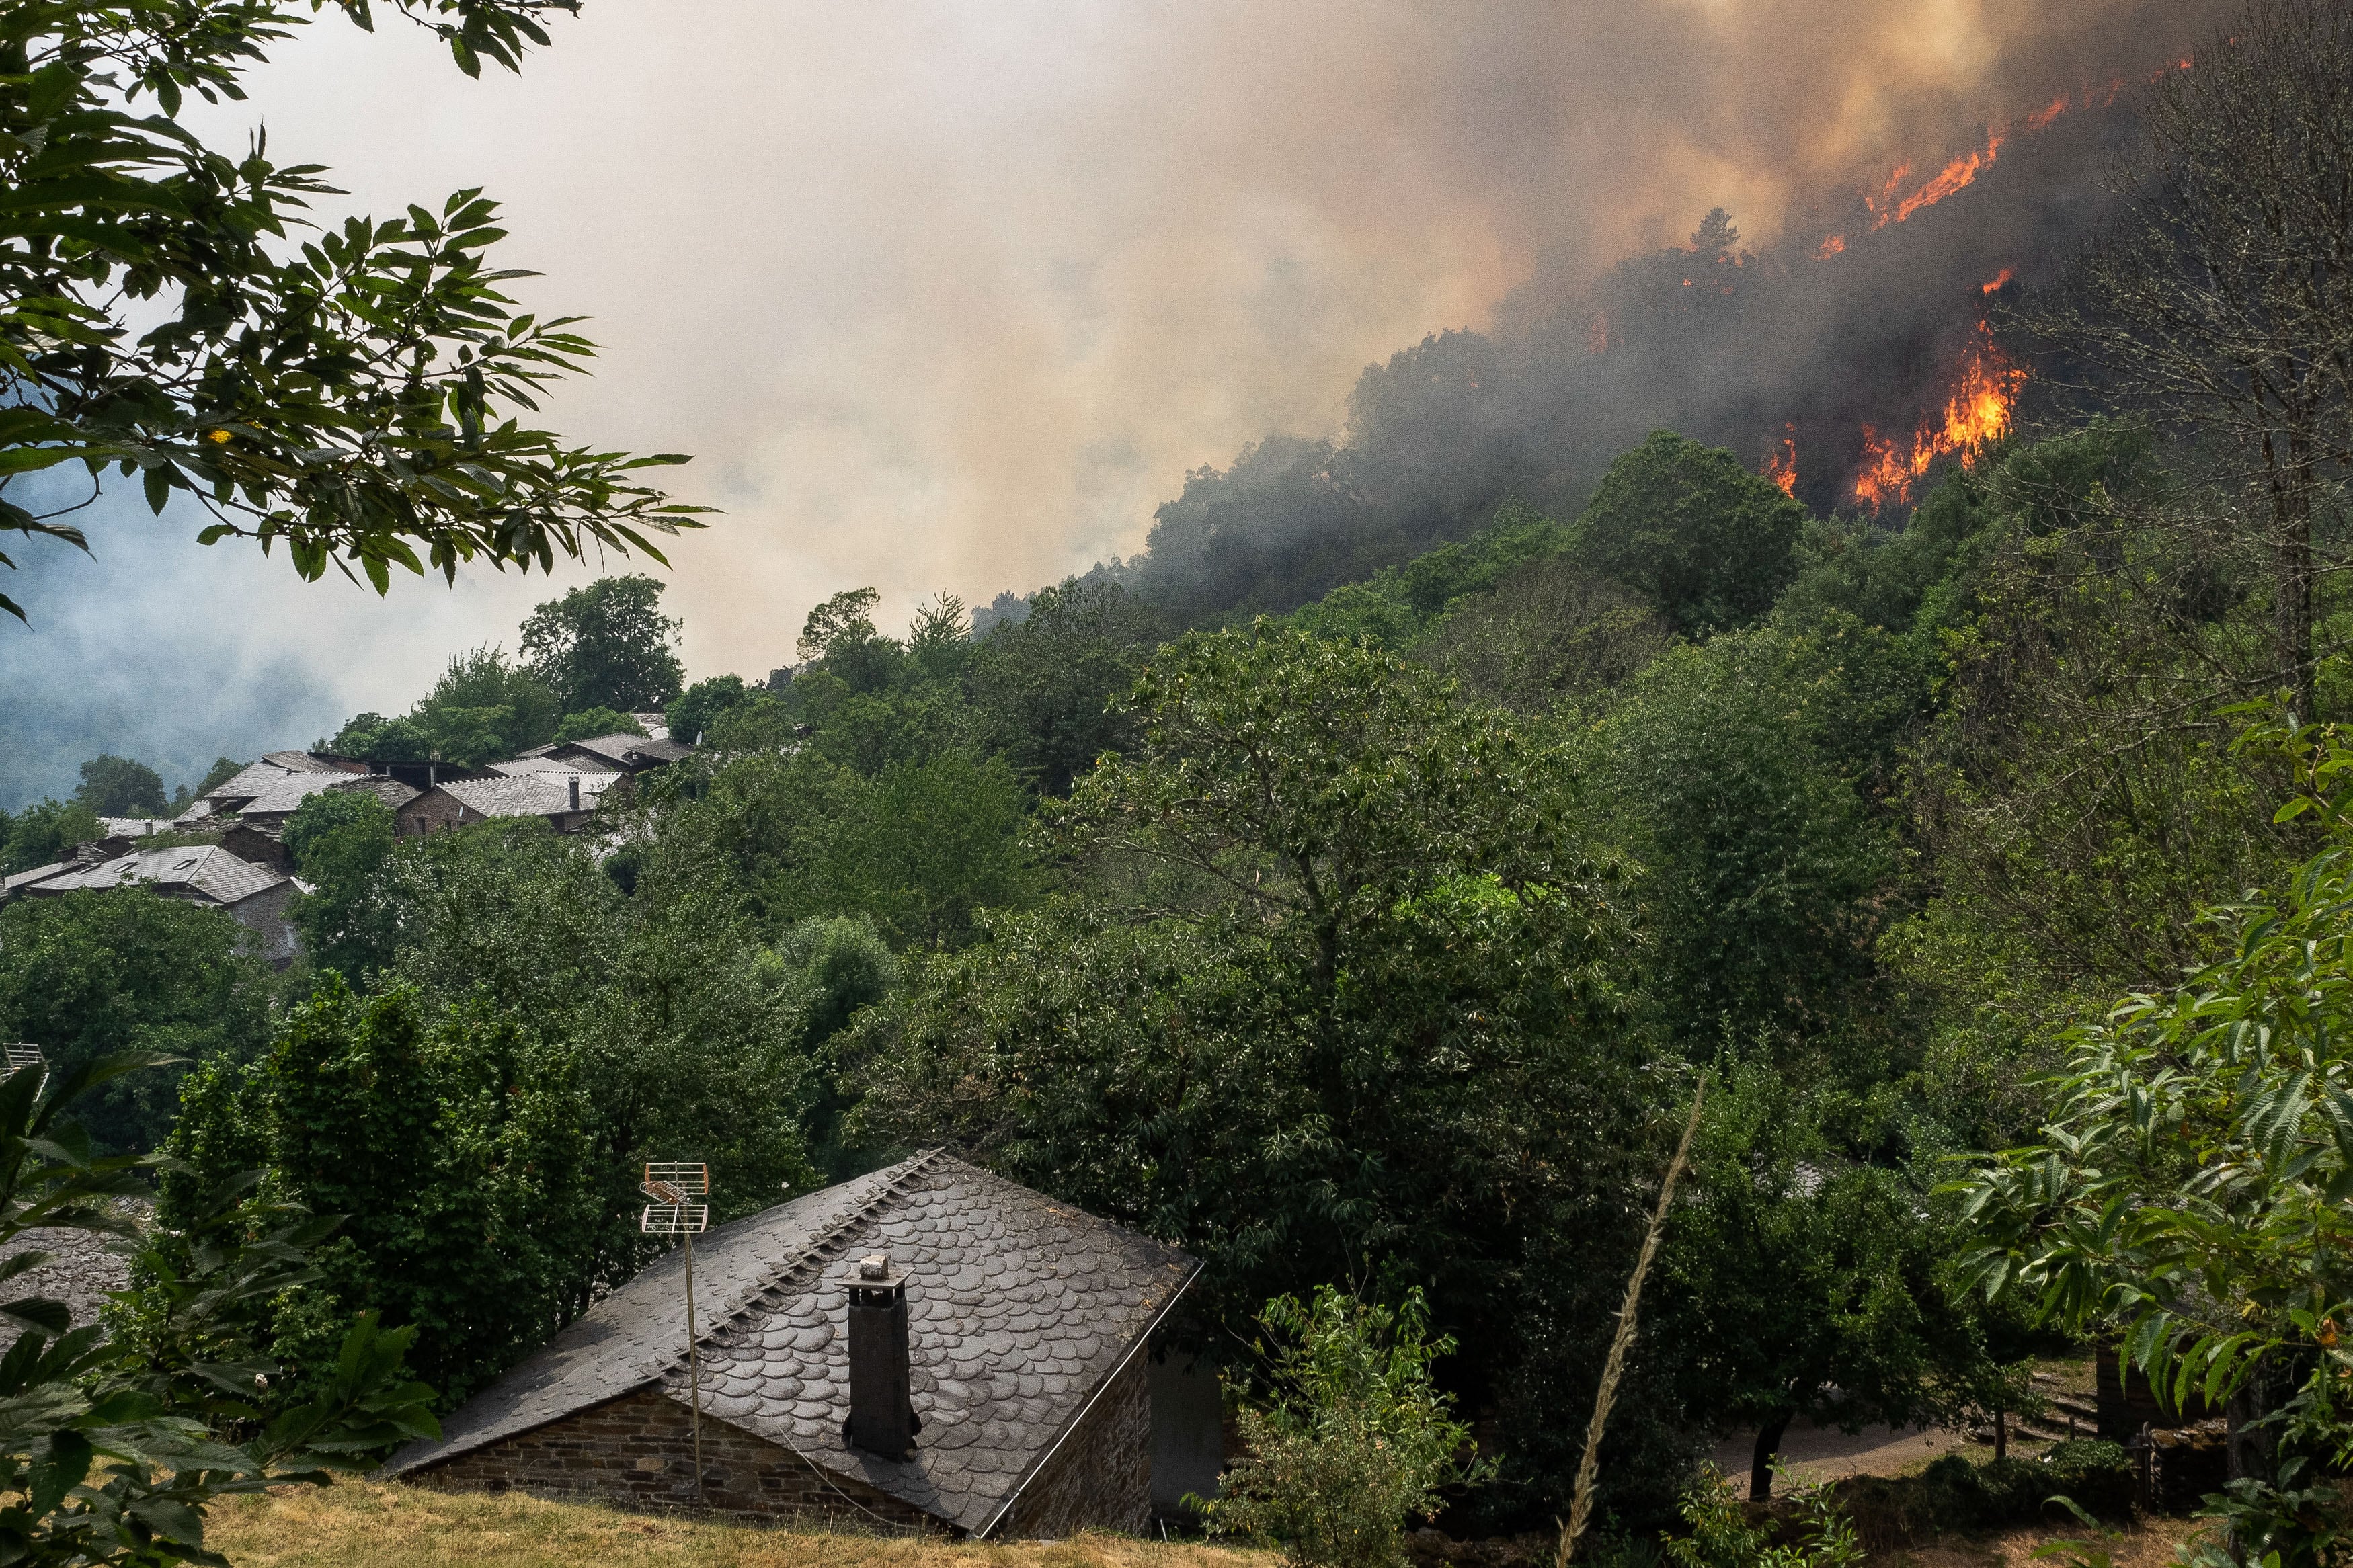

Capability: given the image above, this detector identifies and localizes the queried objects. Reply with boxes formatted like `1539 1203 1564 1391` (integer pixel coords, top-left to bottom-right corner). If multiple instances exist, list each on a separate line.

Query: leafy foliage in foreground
0 1 707 623
1957 702 2353 1563
0 1050 437 1566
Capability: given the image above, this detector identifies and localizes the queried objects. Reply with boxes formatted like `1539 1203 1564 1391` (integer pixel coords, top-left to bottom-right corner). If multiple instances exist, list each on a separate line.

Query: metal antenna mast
641 1161 711 1497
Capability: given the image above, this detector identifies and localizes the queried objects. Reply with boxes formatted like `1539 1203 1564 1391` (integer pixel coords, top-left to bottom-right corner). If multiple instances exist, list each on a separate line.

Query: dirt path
1707 1420 1975 1486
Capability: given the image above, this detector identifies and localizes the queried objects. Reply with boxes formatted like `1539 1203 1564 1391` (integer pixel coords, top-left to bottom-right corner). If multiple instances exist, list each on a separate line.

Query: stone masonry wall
407 1386 940 1533
997 1354 1151 1540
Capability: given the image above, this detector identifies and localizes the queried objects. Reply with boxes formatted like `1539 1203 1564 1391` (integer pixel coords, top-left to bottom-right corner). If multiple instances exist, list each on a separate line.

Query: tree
1956 704 2353 1565
0 889 276 1153
2026 0 2353 714
1207 1286 1484 1568
966 579 1171 796
0 799 102 873
282 790 399 983
1661 1064 1977 1500
0 1051 439 1566
854 625 1663 1519
520 574 685 714
1595 633 1896 1065
71 756 165 818
666 673 750 746
551 706 645 743
413 645 561 758
797 587 881 662
161 979 600 1410
0 0 705 626
1571 431 1808 637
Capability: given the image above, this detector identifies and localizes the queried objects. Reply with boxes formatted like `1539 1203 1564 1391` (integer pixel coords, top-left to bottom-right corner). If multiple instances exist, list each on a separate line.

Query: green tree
551 705 645 743
161 979 599 1409
413 645 561 759
1661 1064 1977 1500
854 625 1662 1520
0 1052 439 1566
0 889 276 1152
1956 704 2353 1565
1571 431 1808 637
0 0 705 625
1595 633 1897 1066
1 798 102 872
282 790 400 983
666 673 751 746
71 756 165 818
1207 1286 1484 1568
966 579 1170 796
520 574 686 714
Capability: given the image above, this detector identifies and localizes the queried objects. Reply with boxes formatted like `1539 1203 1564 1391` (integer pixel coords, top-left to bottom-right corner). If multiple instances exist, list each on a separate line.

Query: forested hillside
6 3 2353 1563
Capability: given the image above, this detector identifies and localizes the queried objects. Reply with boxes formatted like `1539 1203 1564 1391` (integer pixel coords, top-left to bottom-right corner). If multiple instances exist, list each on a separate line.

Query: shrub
1205 1286 1484 1568
1661 1465 1862 1568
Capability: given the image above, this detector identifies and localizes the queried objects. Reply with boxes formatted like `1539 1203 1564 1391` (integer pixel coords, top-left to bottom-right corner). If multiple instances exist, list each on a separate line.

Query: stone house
9 842 307 964
386 1151 1219 1538
393 772 616 838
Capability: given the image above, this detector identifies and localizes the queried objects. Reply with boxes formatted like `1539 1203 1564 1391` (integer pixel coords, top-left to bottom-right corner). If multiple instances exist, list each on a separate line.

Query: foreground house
387 1151 1218 1537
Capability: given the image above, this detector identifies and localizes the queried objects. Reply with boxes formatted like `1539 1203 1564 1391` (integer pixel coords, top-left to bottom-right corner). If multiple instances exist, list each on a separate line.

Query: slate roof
25 845 286 906
389 1151 1198 1536
2 862 70 897
328 776 422 809
438 775 606 819
551 733 693 770
486 755 621 777
185 753 362 821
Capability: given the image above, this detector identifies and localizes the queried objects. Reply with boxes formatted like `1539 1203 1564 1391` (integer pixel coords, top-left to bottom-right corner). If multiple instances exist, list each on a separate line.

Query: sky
0 0 2241 807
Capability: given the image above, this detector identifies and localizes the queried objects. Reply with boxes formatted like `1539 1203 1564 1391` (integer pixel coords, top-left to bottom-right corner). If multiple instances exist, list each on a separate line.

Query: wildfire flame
1815 233 1846 259
1879 130 2002 228
1586 311 1607 354
2026 94 2070 130
1851 325 2026 510
1981 267 2014 294
1762 429 1798 497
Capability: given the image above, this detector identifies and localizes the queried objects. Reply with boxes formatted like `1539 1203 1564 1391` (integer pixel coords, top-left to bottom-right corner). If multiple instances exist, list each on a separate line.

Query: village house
7 839 307 963
395 771 618 838
387 1151 1222 1538
175 750 370 827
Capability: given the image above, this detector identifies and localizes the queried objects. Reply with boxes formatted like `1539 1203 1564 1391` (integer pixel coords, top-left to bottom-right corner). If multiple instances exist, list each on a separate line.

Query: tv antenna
642 1161 711 1497
3 1045 45 1092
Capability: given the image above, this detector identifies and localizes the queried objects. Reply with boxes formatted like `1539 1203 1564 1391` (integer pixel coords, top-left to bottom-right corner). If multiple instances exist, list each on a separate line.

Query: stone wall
0 1204 145 1327
407 1387 940 1533
997 1354 1151 1539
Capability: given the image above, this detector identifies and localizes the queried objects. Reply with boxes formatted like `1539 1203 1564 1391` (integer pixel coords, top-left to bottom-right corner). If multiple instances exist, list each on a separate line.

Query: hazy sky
0 0 2237 805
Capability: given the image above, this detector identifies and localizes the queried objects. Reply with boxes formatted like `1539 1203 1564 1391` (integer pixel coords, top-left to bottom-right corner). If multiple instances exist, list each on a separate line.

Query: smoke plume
0 0 2243 801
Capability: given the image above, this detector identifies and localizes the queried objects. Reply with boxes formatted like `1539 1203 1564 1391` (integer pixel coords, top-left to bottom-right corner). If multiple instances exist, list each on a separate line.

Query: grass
206 1481 1275 1568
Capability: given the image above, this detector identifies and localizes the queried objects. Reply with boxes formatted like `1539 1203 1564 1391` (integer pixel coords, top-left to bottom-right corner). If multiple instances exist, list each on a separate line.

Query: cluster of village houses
0 720 693 963
0 716 1228 1538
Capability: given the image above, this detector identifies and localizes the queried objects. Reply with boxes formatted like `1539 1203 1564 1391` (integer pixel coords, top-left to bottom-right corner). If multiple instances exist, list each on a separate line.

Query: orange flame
1879 130 2002 228
1981 267 2014 294
1815 233 1847 259
2026 94 2070 130
1851 325 2027 509
1762 429 1798 496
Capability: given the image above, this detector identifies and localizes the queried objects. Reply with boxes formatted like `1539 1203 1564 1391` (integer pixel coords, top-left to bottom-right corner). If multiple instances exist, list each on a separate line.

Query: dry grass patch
1889 1512 2208 1568
207 1481 1275 1568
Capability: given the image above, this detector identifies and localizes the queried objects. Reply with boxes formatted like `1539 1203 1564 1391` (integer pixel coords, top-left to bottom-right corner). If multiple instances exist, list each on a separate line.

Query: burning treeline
1121 35 2214 622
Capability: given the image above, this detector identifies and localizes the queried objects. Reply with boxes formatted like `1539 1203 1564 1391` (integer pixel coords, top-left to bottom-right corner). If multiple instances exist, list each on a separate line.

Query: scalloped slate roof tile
389 1151 1197 1536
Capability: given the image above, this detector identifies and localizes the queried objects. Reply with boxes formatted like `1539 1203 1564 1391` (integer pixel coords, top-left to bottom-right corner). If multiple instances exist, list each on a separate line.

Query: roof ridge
659 1147 951 1379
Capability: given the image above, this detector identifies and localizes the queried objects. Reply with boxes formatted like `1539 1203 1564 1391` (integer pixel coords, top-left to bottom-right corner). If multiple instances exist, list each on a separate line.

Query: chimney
843 1253 919 1458
568 774 580 812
